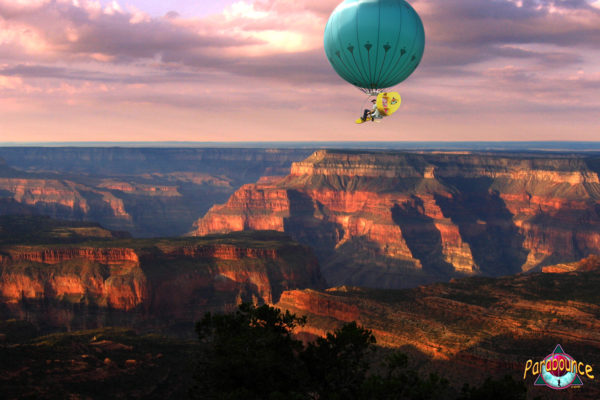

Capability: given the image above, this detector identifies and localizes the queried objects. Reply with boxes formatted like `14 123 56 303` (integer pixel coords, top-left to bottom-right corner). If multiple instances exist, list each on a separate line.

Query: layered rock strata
274 259 600 397
194 150 600 288
0 232 324 331
0 148 312 237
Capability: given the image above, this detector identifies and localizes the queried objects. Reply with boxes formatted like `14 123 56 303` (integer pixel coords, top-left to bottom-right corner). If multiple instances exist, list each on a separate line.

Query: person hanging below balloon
323 0 424 124
359 99 379 123
356 92 402 124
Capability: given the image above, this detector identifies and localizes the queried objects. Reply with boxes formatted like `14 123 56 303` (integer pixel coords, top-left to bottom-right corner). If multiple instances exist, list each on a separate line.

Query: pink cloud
0 0 599 142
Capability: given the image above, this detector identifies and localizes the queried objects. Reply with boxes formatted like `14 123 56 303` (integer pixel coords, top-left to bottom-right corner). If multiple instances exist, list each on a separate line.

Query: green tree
191 303 307 400
302 321 376 399
191 303 531 400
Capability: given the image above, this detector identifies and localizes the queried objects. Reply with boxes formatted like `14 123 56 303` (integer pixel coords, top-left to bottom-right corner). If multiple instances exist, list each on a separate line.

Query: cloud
0 0 599 141
2 0 599 81
0 75 23 90
0 0 259 64
416 0 600 70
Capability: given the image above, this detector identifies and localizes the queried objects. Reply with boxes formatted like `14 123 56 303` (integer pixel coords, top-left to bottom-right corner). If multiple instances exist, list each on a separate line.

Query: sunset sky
1 0 599 142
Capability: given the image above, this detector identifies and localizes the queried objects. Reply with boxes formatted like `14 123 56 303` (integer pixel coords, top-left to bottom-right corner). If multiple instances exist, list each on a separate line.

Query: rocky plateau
195 150 600 288
0 219 324 334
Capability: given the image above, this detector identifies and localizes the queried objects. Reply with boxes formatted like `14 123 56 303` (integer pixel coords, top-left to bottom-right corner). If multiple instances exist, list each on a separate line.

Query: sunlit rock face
194 150 600 288
0 232 325 332
274 256 600 399
0 148 313 237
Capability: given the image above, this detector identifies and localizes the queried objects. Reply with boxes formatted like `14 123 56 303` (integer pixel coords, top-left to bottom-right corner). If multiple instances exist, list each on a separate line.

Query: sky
0 0 599 142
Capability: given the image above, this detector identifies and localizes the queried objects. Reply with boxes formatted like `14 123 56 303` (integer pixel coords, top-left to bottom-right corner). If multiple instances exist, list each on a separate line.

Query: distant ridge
1 141 600 151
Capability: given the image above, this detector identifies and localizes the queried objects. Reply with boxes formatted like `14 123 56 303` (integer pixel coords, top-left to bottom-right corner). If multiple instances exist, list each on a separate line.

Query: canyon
2 215 600 397
0 148 312 237
0 220 324 333
195 150 600 288
275 255 600 398
2 146 600 398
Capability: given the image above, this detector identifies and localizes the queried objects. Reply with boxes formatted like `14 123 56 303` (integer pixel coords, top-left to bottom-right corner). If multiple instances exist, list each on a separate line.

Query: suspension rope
359 93 376 115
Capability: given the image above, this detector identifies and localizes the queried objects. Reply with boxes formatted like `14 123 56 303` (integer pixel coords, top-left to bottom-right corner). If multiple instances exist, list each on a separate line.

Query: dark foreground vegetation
0 322 195 399
191 303 529 400
1 304 532 400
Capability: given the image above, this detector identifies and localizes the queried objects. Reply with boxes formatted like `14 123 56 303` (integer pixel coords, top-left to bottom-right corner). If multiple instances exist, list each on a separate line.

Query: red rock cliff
0 233 325 329
2 247 139 265
274 264 600 391
193 150 600 288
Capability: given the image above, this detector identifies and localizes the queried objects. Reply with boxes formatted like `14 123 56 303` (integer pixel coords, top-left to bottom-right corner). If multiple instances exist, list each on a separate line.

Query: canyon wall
274 256 600 397
0 231 324 333
194 150 600 288
0 148 313 237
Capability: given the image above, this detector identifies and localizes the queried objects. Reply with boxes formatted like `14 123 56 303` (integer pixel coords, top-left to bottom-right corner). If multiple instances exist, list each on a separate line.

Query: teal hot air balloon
324 0 425 96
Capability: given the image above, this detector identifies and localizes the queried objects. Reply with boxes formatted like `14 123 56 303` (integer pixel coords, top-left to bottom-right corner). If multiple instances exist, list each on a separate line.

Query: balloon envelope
324 0 425 94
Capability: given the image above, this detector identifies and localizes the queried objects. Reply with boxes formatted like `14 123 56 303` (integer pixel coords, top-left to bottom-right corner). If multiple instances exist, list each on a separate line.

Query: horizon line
2 141 600 152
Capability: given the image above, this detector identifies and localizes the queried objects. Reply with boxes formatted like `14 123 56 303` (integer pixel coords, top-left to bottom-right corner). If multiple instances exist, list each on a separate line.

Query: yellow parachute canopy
376 92 401 116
